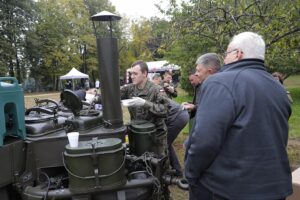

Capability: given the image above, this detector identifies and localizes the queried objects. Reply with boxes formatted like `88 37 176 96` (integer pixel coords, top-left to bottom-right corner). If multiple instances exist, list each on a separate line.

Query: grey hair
195 53 221 72
229 32 265 60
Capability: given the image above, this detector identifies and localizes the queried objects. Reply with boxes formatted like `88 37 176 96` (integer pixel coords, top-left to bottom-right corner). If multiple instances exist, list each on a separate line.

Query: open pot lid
62 90 83 115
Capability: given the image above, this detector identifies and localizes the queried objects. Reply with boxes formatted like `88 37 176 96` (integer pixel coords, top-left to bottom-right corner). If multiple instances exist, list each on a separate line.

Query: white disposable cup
67 132 79 148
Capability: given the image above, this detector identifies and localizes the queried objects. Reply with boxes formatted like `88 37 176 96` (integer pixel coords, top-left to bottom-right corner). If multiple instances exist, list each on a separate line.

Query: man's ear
143 72 148 78
237 49 244 60
208 68 215 74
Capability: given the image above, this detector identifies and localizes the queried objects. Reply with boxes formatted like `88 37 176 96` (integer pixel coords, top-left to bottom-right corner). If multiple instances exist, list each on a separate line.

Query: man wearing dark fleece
185 32 293 200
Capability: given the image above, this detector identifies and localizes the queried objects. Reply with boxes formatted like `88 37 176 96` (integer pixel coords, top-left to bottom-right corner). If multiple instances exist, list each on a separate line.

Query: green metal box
128 121 156 156
64 138 126 193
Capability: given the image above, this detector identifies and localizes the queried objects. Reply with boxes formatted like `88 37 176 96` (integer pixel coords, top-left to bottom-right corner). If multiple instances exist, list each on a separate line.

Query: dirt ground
289 137 300 148
288 137 300 170
24 92 61 108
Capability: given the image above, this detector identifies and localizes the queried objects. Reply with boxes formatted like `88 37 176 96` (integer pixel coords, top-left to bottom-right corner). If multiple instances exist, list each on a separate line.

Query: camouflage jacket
120 80 169 134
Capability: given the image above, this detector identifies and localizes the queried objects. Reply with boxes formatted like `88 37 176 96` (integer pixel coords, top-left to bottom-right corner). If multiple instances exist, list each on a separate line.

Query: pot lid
65 138 122 154
62 89 83 116
79 109 100 116
128 120 156 132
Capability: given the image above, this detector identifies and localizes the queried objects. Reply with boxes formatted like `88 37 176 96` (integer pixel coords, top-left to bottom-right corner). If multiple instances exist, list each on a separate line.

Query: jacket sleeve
144 88 169 118
184 81 235 185
120 85 129 100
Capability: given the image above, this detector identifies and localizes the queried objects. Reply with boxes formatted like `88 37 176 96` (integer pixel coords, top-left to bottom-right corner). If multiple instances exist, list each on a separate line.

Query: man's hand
164 83 175 93
181 102 195 111
127 97 146 107
166 86 175 93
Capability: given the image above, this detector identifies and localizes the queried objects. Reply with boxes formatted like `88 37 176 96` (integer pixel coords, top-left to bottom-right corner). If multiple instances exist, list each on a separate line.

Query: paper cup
95 104 102 110
67 132 79 148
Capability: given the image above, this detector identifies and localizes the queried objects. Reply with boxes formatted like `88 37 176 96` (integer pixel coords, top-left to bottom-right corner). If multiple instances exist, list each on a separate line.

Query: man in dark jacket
182 53 221 127
182 72 201 119
185 32 293 200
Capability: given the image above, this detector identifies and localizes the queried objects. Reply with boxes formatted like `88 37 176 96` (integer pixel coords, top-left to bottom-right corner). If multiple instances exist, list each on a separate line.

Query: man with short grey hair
182 53 221 113
195 53 221 83
185 32 292 200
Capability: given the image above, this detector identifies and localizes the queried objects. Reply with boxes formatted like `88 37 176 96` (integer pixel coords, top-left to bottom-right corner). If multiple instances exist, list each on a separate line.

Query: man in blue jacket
185 32 293 200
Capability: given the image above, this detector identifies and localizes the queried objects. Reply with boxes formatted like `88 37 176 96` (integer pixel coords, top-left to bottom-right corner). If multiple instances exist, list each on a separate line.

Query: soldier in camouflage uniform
121 60 170 157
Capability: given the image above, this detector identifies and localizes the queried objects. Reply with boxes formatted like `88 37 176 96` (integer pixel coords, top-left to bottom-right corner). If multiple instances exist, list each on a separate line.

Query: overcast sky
109 0 172 19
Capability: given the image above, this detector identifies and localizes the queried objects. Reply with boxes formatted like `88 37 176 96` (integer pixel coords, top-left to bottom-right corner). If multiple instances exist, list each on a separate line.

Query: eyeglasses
224 49 238 57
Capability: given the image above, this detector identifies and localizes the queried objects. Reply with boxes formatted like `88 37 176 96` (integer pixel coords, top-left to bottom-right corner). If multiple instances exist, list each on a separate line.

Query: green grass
285 81 300 170
286 75 300 138
174 88 193 135
288 88 300 138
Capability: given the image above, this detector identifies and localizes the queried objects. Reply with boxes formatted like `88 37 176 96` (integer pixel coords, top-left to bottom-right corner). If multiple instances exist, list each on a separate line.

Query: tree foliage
0 0 299 92
1 0 117 91
163 0 300 90
0 0 35 80
0 0 121 90
118 17 171 76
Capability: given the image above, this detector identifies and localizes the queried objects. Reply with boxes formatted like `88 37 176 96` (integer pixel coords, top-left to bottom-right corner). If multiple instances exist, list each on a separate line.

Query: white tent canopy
146 60 181 73
60 67 89 80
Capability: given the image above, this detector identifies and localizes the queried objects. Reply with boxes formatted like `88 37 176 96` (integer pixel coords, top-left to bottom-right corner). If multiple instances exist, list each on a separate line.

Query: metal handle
0 77 18 88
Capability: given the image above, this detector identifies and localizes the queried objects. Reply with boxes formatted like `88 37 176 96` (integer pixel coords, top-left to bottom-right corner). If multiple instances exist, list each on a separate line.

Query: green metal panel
0 139 26 187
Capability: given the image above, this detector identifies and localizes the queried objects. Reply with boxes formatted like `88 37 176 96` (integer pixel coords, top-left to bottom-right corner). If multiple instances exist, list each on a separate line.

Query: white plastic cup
95 104 102 110
67 132 79 148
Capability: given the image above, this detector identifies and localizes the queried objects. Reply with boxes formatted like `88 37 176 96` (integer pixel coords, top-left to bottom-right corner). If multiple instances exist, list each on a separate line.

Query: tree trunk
16 53 22 83
9 60 14 77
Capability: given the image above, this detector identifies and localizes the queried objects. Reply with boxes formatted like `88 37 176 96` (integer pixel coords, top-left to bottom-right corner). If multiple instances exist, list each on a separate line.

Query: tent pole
72 79 75 90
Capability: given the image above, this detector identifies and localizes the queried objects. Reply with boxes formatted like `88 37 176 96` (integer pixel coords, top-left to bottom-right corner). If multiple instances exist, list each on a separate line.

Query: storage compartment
64 138 126 193
128 121 156 156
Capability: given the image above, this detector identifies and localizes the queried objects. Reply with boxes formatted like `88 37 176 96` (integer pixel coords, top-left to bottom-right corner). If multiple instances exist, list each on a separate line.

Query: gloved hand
85 93 95 104
127 97 146 107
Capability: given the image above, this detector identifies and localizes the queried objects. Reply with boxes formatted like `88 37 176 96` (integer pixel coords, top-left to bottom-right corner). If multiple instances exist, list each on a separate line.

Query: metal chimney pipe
96 37 123 128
